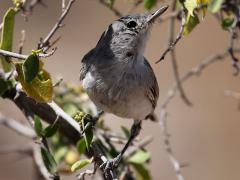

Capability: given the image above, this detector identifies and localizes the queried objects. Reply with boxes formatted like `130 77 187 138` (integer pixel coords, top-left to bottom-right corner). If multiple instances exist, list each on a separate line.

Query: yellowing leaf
197 0 209 17
16 61 53 103
0 8 16 72
184 0 198 16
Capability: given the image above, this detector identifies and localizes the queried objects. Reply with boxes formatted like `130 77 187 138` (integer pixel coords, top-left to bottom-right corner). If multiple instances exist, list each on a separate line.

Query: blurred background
1 0 240 180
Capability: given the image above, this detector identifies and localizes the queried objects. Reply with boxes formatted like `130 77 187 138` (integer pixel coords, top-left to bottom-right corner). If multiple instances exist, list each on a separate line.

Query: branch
91 142 117 180
18 30 26 54
228 25 240 75
0 0 46 31
124 136 153 157
33 145 53 180
157 1 192 106
77 163 98 180
0 48 56 60
0 113 36 138
40 0 76 50
159 49 240 180
156 12 185 63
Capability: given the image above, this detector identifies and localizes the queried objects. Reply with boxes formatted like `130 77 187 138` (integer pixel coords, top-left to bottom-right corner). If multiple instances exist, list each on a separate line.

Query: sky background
1 0 240 180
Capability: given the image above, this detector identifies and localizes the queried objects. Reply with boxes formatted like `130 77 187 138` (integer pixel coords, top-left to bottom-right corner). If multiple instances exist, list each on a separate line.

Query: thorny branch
159 49 240 180
158 1 192 106
39 0 76 51
0 113 35 138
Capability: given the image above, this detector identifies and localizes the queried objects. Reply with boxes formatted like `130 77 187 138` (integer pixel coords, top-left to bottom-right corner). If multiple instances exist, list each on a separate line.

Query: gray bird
80 5 168 171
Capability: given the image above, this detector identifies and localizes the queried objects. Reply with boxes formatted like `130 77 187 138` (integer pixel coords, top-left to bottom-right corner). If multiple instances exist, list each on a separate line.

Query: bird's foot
100 154 122 173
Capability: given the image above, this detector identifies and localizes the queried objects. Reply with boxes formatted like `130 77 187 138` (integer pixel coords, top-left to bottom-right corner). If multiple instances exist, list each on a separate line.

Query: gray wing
143 58 159 109
80 49 95 81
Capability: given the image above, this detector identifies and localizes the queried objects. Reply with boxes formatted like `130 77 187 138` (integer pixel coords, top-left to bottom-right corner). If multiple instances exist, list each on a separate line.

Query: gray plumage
80 6 168 171
79 10 165 120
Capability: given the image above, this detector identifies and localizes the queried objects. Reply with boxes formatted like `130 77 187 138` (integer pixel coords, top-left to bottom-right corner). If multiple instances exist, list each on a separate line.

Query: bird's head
95 5 168 65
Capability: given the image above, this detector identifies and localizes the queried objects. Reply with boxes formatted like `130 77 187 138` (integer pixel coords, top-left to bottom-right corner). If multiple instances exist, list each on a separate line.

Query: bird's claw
100 154 122 173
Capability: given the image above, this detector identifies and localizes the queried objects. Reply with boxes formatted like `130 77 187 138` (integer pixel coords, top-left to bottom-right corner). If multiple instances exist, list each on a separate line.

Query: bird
80 5 168 172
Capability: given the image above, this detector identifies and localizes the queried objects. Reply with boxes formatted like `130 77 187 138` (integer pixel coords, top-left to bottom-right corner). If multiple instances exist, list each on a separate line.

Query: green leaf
41 147 58 175
76 138 87 154
121 126 130 138
71 159 92 172
34 116 43 136
144 0 157 10
107 0 115 8
184 14 200 35
54 146 69 164
42 122 59 138
23 54 40 83
84 125 93 150
221 17 234 30
0 78 9 96
127 150 150 164
208 0 223 13
132 163 151 180
16 61 53 103
0 8 16 72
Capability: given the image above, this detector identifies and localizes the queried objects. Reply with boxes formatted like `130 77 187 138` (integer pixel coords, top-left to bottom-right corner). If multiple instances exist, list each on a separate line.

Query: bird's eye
127 21 137 28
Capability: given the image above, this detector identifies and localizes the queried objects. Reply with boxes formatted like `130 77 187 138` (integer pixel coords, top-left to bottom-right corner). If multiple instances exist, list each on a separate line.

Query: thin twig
0 48 56 60
18 30 26 54
40 0 76 50
125 136 153 157
0 113 36 138
158 1 192 106
160 111 185 180
228 26 240 75
62 0 66 12
0 0 45 31
159 49 240 180
156 11 185 63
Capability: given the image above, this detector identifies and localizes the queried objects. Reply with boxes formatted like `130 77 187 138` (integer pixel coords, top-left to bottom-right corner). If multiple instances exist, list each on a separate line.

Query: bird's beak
147 5 169 24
